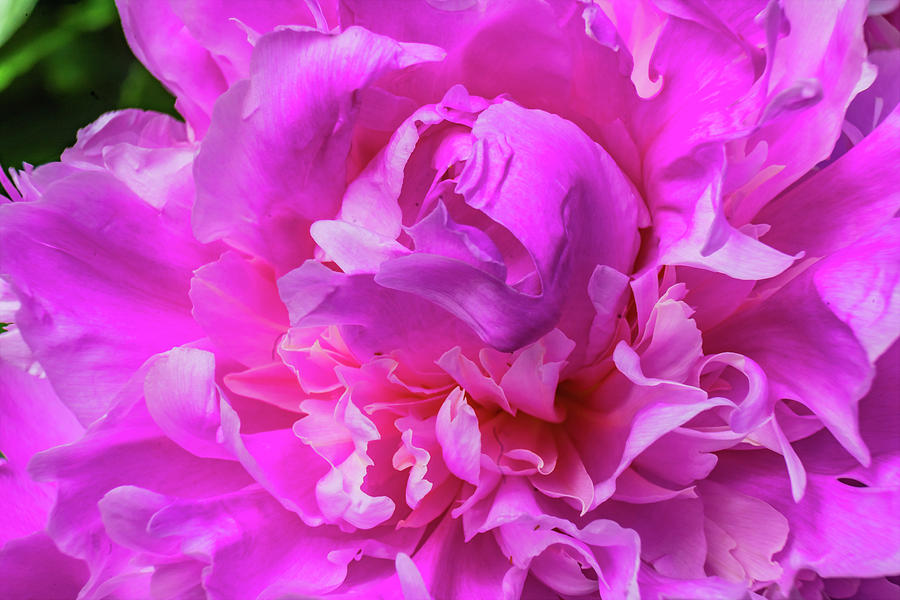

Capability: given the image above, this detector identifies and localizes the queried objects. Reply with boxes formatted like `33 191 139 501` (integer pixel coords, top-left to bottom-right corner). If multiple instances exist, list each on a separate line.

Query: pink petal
190 251 289 368
116 0 228 134
0 362 82 547
377 100 640 351
223 361 305 413
143 347 231 460
700 480 789 584
707 265 874 465
714 450 900 580
193 27 444 274
0 172 214 425
435 387 481 485
813 219 900 362
499 329 574 422
759 105 900 258
0 533 89 600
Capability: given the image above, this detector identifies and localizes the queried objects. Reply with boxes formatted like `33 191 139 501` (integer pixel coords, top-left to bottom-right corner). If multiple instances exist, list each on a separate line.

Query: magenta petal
408 512 512 599
166 0 327 81
218 399 328 527
435 387 481 486
378 100 640 351
193 27 444 273
859 341 900 467
707 266 874 465
651 144 798 280
311 219 411 274
0 172 213 425
376 253 564 352
729 0 871 222
405 200 506 280
842 47 900 142
496 516 641 598
60 110 195 212
599 497 707 579
278 260 479 371
586 265 631 360
714 450 900 581
97 486 177 556
149 488 367 598
143 347 231 460
28 375 251 560
813 220 900 362
190 251 289 367
700 480 788 584
575 342 728 504
116 0 228 134
638 566 752 600
338 0 485 49
395 552 431 600
150 561 206 600
760 106 900 258
0 532 89 600
0 361 82 546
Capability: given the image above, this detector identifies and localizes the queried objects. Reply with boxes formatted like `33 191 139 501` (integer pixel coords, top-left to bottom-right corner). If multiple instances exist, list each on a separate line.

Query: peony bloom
1 0 899 598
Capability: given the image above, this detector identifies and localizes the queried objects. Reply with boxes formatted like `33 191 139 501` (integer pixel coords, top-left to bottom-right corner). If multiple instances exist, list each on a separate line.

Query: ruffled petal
28 372 250 566
190 251 289 367
707 265 874 465
713 450 900 581
759 106 900 257
0 172 214 425
377 100 640 351
435 387 481 485
143 347 232 460
193 27 444 273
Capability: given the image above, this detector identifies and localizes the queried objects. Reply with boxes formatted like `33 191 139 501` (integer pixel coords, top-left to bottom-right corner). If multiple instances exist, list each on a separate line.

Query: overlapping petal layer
0 1 898 599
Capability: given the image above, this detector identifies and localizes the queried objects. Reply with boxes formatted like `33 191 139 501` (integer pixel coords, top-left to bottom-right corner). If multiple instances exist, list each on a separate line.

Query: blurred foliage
0 0 177 169
0 0 39 47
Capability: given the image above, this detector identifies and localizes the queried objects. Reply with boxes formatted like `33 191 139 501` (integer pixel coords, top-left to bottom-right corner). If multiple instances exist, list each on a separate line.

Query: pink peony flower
1 1 898 598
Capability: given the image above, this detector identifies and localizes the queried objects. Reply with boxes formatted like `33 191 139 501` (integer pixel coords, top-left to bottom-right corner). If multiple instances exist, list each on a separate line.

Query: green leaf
0 0 39 48
0 0 115 92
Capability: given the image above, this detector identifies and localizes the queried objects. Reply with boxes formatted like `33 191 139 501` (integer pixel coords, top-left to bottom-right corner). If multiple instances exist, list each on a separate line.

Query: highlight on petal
435 387 481 485
707 263 875 466
0 172 214 424
377 99 641 351
143 347 230 460
193 26 445 274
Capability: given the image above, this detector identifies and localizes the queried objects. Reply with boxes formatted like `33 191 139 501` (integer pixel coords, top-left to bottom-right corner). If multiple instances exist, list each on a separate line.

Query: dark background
0 0 177 169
